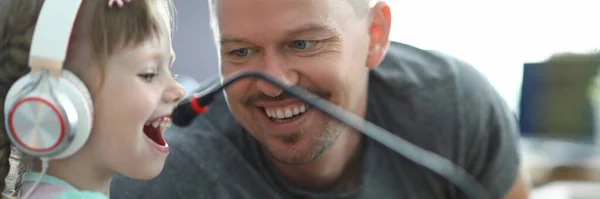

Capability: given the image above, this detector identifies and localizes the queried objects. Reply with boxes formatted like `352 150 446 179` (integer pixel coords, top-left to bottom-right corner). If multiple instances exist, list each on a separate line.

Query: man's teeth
264 104 308 119
145 117 172 128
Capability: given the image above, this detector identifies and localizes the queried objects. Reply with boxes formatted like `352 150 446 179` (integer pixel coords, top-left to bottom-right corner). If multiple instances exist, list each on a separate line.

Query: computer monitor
519 60 600 144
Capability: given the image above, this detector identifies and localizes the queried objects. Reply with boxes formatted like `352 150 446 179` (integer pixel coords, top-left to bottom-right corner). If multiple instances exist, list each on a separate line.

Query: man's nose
255 54 299 97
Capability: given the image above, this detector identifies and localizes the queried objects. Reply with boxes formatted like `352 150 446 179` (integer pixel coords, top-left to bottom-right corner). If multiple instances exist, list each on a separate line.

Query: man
110 0 529 198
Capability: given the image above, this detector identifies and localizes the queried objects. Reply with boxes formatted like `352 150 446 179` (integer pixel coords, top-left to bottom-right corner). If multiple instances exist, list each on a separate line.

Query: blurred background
170 1 600 198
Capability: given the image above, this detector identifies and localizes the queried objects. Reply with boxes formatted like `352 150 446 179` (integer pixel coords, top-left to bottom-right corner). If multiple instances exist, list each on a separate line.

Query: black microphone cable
172 71 491 199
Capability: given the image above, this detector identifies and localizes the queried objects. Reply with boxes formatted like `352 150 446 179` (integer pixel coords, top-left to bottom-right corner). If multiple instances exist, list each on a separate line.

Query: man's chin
264 144 328 165
260 121 339 165
268 153 318 165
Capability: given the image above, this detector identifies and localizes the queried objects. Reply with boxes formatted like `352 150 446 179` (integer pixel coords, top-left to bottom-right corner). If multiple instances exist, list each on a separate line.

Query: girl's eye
139 73 158 82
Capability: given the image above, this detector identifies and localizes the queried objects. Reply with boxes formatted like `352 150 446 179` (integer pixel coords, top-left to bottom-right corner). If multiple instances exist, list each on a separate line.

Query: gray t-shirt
110 42 520 199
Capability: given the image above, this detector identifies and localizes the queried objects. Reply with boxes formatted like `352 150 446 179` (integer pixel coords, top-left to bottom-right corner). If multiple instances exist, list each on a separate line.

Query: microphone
172 71 490 199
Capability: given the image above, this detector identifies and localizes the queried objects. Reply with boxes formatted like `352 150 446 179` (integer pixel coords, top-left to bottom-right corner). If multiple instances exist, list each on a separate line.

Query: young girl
0 0 185 198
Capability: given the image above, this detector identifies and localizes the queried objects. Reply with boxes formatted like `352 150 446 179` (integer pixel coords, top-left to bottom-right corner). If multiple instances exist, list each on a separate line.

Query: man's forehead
212 0 355 20
213 0 351 40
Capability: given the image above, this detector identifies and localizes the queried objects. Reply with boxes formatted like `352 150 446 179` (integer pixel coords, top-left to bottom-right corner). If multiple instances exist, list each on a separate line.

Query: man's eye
139 73 158 82
230 48 252 57
292 40 314 50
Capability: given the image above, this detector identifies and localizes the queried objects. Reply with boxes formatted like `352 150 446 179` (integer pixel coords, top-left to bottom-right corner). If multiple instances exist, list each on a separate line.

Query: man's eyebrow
220 37 252 46
283 23 339 37
219 23 339 45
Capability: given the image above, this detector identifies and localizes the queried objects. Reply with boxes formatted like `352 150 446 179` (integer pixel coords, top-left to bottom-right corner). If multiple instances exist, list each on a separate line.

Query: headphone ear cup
3 71 93 160
51 70 93 159
3 74 57 156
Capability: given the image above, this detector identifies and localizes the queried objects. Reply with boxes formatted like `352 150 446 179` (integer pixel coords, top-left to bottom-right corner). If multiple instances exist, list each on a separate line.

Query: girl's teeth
146 118 173 128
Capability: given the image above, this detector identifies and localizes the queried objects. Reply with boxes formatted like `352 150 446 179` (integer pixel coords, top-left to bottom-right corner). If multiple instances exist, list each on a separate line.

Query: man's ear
366 2 391 69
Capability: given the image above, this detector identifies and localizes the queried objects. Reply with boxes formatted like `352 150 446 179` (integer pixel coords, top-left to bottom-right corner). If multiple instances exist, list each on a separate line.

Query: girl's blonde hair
0 0 175 196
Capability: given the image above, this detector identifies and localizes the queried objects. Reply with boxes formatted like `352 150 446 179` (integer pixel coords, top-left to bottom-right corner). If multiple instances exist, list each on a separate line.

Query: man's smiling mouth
263 103 310 122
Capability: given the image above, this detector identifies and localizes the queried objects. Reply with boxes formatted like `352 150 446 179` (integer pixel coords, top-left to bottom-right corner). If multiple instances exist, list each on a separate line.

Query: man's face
215 0 376 165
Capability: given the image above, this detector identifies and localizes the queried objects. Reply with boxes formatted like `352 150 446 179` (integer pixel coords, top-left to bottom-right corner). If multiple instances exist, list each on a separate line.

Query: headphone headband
29 0 83 71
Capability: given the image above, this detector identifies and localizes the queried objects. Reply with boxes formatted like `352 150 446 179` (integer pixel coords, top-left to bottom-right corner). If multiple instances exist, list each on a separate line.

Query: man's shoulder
369 42 495 121
367 41 508 152
373 41 485 93
377 42 507 113
366 42 520 199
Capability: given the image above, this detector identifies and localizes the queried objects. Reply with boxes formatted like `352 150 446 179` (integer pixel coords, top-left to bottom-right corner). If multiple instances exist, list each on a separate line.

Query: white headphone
3 0 92 160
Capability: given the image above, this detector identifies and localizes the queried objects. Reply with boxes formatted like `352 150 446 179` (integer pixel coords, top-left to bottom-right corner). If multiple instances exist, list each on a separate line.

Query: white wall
387 0 600 112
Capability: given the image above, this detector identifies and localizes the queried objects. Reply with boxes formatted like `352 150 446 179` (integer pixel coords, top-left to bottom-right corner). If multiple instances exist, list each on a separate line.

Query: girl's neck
32 151 114 196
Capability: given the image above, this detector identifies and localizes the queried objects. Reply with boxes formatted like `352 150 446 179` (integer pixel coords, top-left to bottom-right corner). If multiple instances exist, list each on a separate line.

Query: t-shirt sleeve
53 190 108 199
455 61 521 199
